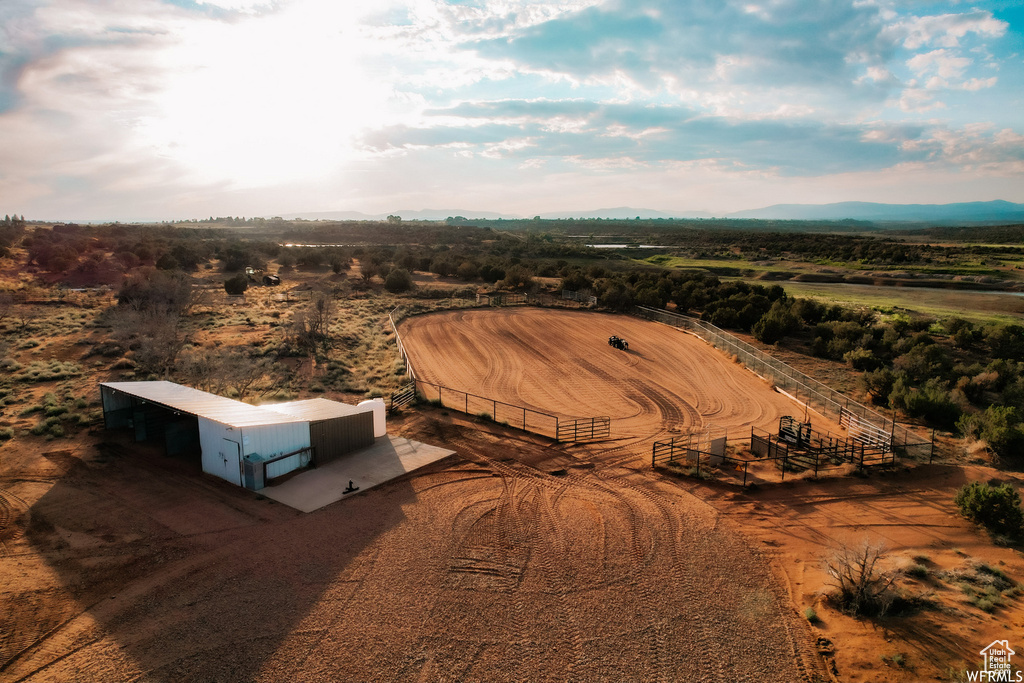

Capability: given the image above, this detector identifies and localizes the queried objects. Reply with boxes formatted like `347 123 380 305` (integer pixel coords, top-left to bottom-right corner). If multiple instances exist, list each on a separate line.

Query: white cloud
194 0 276 10
907 49 970 79
897 11 1007 50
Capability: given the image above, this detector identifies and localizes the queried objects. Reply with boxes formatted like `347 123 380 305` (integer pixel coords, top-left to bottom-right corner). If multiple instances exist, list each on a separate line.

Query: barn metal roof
266 398 371 421
100 381 307 428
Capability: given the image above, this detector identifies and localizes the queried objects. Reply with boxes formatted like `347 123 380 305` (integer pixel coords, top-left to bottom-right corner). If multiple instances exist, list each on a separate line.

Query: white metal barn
99 381 377 490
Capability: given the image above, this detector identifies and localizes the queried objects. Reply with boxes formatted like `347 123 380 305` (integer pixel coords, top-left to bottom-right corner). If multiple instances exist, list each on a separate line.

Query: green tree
383 268 414 293
954 481 1024 539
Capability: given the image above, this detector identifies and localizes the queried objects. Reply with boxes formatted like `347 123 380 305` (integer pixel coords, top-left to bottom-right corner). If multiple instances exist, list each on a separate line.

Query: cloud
907 49 971 79
360 98 925 175
461 0 896 99
0 0 1021 220
903 125 1024 174
896 10 1008 50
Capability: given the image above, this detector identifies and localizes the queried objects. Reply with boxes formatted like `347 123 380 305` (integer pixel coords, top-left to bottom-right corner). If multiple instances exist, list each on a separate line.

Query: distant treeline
889 224 1024 244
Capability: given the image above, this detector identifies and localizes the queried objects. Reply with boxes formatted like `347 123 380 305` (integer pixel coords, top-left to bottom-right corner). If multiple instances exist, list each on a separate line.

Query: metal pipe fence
414 378 561 439
389 306 417 381
389 306 611 442
635 306 932 459
652 438 754 487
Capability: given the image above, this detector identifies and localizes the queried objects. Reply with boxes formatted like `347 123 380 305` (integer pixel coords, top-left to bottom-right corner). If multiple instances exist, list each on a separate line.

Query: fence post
743 462 748 487
929 428 935 464
465 393 469 414
492 399 496 420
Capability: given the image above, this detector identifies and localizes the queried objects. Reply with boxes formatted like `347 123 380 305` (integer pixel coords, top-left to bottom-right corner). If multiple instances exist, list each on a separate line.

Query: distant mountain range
279 209 521 221
281 200 1024 224
727 200 1024 222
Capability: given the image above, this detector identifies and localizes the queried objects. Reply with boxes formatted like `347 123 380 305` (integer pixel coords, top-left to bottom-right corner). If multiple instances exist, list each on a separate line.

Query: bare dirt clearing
1 419 820 682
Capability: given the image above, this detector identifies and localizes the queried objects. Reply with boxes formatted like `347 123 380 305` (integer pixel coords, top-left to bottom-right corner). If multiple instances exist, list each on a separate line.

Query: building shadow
3 431 418 681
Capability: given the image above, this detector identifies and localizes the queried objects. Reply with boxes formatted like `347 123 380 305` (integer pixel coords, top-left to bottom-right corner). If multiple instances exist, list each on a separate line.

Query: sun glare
136 3 399 187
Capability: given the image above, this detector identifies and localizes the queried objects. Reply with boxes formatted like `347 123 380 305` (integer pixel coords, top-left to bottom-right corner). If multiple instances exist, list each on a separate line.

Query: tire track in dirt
446 424 822 682
0 486 30 556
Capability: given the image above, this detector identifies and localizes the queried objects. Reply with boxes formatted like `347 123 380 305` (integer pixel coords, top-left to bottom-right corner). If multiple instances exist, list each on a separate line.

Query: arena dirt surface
399 307 845 441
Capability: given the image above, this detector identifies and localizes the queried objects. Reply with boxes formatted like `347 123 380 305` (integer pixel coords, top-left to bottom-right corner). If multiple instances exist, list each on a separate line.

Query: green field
760 280 1024 323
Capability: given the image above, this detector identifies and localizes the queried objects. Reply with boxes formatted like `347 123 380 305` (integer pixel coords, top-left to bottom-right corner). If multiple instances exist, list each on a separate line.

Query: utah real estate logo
969 640 1021 682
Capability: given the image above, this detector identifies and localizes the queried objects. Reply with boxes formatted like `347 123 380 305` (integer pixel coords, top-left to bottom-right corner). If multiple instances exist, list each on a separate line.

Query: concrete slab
259 435 456 513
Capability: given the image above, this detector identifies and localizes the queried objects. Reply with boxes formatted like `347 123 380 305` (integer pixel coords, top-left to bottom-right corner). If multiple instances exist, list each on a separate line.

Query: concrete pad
260 435 456 513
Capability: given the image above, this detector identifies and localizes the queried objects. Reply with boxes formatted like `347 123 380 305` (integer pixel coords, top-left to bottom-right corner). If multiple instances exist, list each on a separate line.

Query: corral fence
389 306 418 383
477 292 527 306
557 416 611 442
652 430 756 486
413 378 609 443
750 425 895 480
388 306 610 441
654 419 897 488
635 306 932 460
389 381 417 412
561 289 598 306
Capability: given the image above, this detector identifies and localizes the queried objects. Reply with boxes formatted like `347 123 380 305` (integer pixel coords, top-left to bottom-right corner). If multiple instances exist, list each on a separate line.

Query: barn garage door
310 412 374 465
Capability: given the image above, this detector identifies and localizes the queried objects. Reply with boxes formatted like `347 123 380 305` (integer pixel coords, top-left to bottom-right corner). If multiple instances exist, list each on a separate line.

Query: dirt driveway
0 415 824 682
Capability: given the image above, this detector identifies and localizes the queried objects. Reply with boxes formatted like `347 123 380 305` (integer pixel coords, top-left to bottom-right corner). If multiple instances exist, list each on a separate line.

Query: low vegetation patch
822 541 900 616
954 481 1024 540
14 360 83 383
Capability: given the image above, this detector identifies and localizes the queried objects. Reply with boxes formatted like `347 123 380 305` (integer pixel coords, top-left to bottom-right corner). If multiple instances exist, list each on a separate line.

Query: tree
110 269 204 378
290 288 335 354
954 481 1024 539
383 268 414 293
499 264 534 290
359 261 378 283
179 347 276 401
752 302 798 344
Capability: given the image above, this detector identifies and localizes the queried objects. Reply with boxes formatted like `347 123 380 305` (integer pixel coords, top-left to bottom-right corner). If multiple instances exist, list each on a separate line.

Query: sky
1 0 1022 221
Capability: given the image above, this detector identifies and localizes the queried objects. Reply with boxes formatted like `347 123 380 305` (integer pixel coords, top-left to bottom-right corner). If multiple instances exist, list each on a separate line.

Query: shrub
803 607 819 623
906 564 929 579
822 541 900 616
752 302 799 344
954 482 1024 539
224 274 248 295
383 268 414 293
844 347 883 372
957 405 1024 459
0 427 13 441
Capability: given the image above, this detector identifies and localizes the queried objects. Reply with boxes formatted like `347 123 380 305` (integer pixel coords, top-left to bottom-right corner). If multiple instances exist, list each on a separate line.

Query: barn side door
222 438 241 485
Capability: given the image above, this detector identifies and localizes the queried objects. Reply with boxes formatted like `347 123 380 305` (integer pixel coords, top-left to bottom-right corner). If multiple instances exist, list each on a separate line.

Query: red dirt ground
3 307 1022 682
